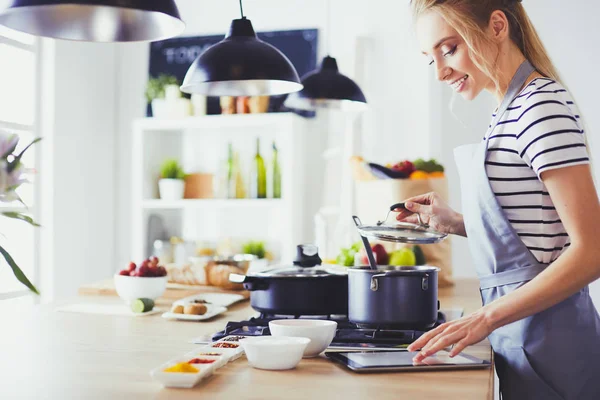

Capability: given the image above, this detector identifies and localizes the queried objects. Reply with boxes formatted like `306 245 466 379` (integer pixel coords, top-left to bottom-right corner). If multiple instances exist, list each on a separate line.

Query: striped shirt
484 78 588 264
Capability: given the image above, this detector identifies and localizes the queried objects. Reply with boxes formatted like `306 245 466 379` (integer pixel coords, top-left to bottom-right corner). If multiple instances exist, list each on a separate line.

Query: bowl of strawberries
114 257 168 303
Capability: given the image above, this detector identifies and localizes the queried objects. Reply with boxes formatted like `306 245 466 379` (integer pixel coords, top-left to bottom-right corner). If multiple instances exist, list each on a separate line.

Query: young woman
399 1 600 399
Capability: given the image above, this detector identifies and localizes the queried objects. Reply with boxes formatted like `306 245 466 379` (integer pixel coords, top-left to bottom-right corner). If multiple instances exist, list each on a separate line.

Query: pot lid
251 266 348 278
249 244 347 278
349 265 440 273
356 221 447 244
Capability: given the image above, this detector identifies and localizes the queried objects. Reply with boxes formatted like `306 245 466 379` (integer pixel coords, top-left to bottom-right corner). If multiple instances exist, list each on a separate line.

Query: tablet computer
325 350 491 373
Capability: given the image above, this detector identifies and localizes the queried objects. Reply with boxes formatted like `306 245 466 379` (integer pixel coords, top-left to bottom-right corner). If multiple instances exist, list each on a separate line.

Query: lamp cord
326 0 331 56
239 0 245 18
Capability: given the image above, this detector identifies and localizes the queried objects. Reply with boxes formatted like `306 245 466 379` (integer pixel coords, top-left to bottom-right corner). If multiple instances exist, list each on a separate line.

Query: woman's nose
436 64 451 82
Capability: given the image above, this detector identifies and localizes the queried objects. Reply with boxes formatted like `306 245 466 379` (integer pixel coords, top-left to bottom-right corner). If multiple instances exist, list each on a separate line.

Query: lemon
389 248 416 266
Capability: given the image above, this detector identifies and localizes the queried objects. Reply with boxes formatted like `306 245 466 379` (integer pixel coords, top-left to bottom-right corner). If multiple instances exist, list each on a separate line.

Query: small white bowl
239 336 310 370
269 320 337 358
114 274 167 303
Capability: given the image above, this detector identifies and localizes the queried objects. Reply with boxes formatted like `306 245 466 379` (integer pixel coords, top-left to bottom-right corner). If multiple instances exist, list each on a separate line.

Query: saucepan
348 212 445 328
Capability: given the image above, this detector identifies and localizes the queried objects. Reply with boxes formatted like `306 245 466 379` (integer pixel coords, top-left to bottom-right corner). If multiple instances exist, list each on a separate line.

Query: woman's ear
488 10 510 43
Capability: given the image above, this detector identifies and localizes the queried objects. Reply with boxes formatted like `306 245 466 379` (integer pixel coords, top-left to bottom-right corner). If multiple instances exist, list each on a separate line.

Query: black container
347 265 439 328
229 244 348 316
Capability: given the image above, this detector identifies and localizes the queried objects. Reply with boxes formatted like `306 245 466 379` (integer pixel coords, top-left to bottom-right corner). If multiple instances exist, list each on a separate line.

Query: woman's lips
451 75 468 92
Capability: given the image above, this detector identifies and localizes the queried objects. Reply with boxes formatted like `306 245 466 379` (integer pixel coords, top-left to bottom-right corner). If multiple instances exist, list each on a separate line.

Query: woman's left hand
407 308 495 362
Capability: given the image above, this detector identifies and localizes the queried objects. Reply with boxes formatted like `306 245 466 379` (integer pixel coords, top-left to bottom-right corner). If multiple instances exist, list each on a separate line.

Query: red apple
371 244 389 265
360 244 389 265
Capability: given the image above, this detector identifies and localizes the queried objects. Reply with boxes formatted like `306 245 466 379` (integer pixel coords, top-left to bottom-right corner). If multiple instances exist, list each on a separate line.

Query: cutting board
78 279 250 301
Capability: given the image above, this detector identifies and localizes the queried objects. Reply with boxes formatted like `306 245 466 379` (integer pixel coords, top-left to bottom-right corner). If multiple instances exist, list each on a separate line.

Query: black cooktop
211 312 447 349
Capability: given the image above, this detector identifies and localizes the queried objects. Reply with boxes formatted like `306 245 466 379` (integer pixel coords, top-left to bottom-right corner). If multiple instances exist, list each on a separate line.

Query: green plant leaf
2 211 40 227
160 158 185 180
0 243 39 294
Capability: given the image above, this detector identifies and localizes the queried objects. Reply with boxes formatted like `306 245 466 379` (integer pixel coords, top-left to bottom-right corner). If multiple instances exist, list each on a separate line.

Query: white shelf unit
131 113 321 264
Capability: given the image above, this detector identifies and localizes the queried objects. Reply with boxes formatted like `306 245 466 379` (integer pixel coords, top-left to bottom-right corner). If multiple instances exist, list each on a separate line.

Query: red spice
212 342 239 348
187 358 216 364
197 352 223 357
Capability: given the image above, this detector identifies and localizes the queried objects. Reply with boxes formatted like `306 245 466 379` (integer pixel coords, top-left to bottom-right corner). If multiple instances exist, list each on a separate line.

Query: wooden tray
78 279 250 301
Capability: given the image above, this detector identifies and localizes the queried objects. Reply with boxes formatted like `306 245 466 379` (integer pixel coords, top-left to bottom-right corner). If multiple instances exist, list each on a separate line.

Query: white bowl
113 274 167 303
239 336 310 370
269 320 337 358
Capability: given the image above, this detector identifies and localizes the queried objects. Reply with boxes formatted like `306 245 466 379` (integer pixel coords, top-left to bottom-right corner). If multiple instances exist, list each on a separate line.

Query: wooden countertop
0 279 493 399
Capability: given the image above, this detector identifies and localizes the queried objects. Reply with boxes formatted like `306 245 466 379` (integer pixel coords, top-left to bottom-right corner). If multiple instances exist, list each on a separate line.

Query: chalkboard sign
148 29 318 116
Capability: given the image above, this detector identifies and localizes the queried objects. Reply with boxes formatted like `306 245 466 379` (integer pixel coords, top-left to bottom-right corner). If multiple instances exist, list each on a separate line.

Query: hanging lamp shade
284 56 367 112
0 0 184 42
180 17 302 97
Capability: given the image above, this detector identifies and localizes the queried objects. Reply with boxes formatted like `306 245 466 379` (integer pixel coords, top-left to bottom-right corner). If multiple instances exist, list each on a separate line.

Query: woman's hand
395 192 466 236
407 308 495 361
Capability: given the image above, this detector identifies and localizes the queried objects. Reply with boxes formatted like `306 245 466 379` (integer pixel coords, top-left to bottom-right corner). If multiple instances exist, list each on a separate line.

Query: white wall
39 40 118 300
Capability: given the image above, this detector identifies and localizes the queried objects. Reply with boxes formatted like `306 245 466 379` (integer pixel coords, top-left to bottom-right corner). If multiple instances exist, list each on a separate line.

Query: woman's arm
408 164 600 359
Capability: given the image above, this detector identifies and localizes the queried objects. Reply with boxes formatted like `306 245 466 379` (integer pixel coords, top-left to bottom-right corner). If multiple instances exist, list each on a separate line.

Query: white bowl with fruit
114 257 168 304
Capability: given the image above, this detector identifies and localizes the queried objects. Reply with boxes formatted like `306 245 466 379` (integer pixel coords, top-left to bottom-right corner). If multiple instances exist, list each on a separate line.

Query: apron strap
479 264 547 290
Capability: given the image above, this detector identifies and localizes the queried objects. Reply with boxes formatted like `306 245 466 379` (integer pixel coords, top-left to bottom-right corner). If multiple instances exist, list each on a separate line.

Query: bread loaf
206 264 246 290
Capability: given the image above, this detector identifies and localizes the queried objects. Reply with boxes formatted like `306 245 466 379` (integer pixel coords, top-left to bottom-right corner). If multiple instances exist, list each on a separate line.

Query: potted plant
158 159 186 200
145 74 191 118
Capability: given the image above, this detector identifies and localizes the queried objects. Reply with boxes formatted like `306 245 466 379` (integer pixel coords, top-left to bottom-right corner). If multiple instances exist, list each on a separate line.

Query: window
0 26 40 303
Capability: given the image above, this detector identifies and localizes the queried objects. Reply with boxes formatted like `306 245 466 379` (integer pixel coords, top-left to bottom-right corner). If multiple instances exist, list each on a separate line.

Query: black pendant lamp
180 0 302 97
0 0 185 42
284 56 367 111
284 0 367 112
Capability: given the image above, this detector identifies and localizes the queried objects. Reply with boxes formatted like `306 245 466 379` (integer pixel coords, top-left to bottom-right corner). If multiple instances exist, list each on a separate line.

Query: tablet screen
326 350 490 371
346 351 480 367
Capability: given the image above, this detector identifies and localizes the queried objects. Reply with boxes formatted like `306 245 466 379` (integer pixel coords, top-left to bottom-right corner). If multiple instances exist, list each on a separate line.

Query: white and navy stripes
484 78 588 264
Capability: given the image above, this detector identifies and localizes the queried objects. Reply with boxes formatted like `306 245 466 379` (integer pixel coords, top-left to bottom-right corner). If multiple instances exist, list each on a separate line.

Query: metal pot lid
349 265 440 274
356 222 447 244
250 265 348 278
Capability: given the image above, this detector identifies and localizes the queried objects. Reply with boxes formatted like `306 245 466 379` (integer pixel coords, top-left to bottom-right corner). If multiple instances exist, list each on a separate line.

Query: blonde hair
410 0 560 92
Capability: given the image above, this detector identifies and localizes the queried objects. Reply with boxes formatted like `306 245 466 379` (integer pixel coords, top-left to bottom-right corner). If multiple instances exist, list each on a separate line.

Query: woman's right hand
395 192 466 237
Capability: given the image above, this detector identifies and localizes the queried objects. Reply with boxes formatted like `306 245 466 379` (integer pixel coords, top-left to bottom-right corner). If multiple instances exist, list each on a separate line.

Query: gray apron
454 60 600 399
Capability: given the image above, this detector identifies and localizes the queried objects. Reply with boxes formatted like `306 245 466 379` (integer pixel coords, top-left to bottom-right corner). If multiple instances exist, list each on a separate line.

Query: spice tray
150 335 247 388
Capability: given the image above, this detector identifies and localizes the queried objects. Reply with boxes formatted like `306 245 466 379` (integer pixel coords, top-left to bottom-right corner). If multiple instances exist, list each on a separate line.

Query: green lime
389 248 416 266
131 298 154 313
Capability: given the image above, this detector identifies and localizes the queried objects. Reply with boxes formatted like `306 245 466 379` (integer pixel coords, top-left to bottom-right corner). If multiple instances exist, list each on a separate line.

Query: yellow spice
164 362 198 373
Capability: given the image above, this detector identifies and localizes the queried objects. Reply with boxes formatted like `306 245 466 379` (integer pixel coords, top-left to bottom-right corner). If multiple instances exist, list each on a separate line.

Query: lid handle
293 244 322 268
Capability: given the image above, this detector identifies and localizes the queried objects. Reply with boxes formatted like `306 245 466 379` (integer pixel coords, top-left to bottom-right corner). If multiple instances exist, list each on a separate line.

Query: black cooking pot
229 244 348 316
348 265 439 328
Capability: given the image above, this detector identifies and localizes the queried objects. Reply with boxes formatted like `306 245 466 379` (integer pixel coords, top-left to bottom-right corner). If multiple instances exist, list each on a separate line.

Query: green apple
389 248 416 266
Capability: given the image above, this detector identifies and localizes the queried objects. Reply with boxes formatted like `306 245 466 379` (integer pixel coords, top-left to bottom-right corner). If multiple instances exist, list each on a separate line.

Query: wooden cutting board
78 279 250 301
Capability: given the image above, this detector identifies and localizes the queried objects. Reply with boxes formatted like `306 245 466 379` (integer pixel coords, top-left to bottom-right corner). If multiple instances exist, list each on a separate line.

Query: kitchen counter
0 279 493 399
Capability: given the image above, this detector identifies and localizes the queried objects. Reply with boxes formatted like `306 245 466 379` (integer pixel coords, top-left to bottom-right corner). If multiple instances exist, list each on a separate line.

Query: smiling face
416 10 493 101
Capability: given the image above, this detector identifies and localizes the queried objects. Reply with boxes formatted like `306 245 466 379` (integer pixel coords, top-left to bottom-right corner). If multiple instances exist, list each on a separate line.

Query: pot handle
229 273 269 291
370 272 430 292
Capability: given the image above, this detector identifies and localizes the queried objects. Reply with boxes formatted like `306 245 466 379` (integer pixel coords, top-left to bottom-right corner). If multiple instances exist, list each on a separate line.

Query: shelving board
141 199 284 210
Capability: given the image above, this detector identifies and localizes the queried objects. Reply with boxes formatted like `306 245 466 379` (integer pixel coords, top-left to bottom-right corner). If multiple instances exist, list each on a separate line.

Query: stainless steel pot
348 265 440 328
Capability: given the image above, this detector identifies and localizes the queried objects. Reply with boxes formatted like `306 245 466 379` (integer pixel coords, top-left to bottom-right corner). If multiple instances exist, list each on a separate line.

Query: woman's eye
443 45 458 58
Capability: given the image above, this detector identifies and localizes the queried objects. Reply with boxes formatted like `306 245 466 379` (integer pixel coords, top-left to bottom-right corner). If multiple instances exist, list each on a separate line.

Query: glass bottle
250 137 266 198
272 141 281 199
